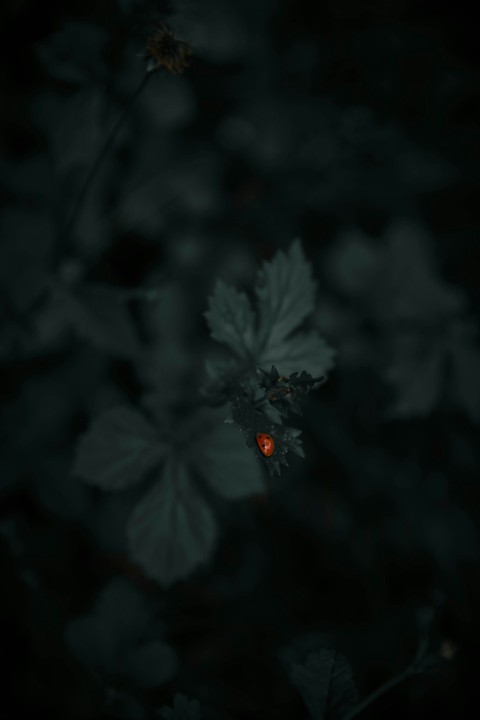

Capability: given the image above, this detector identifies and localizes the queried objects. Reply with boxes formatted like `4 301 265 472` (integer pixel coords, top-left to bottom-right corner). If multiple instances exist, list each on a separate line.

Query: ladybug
256 432 275 457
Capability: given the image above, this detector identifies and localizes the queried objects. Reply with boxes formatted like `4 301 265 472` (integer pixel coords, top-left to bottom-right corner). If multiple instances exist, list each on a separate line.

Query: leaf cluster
204 240 335 474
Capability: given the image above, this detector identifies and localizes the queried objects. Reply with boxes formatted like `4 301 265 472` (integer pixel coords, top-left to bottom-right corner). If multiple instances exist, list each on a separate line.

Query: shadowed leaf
385 335 446 418
65 577 177 687
290 649 358 720
127 459 217 587
73 406 166 490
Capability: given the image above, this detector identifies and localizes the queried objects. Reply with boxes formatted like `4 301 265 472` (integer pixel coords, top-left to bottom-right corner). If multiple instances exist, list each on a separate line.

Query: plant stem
343 634 429 720
343 667 413 720
62 70 153 249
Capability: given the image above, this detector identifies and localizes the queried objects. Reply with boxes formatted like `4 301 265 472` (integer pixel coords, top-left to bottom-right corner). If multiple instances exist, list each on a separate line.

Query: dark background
1 0 479 718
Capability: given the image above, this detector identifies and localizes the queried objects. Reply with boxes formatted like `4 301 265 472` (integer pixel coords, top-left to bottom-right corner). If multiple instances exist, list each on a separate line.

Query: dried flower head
146 22 192 74
439 639 457 661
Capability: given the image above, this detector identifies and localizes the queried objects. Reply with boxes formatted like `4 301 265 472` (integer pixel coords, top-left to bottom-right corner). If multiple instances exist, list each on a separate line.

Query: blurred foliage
1 0 479 718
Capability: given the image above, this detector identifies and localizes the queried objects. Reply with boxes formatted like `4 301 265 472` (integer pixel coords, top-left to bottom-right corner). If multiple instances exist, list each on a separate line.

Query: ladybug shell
256 432 275 457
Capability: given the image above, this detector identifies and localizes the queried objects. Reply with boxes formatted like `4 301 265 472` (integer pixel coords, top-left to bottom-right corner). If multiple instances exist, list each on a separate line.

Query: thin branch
62 69 154 249
343 634 429 720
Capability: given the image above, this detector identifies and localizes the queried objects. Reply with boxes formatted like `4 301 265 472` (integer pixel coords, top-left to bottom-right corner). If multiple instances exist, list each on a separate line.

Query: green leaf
127 459 217 587
204 279 255 357
260 331 335 377
65 577 177 687
57 283 141 358
158 693 201 720
73 407 166 490
198 422 265 499
256 239 316 351
290 650 358 720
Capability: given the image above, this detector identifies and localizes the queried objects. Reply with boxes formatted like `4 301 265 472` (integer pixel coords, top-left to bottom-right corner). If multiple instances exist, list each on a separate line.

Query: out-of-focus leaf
367 221 475 419
256 239 316 351
127 458 217 587
197 422 265 498
73 407 166 490
290 649 358 720
158 693 201 720
385 334 446 418
57 284 141 358
327 229 379 296
65 577 177 687
204 279 255 358
374 220 464 324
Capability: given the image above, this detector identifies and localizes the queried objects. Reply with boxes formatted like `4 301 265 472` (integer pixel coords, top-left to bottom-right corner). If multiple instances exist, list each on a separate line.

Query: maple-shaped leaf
204 240 335 385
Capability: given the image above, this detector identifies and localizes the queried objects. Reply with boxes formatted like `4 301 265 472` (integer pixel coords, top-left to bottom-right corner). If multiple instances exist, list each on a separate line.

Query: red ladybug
256 432 275 457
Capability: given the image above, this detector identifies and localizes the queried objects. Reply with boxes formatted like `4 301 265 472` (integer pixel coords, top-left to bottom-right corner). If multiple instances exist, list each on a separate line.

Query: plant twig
343 634 429 720
62 69 154 248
